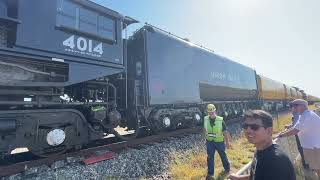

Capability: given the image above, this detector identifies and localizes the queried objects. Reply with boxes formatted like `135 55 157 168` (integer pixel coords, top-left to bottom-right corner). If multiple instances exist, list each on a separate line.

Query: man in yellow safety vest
204 104 231 180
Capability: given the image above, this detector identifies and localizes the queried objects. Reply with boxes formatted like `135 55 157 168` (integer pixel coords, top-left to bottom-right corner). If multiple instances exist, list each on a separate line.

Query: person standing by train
277 99 320 178
228 110 296 180
284 101 309 169
204 104 231 180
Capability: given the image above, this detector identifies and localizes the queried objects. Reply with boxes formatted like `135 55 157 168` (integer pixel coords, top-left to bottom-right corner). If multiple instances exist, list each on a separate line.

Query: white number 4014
63 35 103 55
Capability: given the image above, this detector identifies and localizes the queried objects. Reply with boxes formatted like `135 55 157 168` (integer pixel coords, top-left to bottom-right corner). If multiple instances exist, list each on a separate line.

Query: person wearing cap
228 110 296 180
204 104 230 179
284 101 308 169
277 99 320 177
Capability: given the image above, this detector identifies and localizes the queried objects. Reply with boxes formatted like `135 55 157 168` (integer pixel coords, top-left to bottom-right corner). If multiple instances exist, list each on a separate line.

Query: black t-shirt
249 144 296 180
209 116 227 131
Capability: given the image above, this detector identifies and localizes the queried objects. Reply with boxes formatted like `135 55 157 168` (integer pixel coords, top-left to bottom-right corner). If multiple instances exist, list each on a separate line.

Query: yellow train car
284 84 293 100
256 74 286 111
257 75 286 100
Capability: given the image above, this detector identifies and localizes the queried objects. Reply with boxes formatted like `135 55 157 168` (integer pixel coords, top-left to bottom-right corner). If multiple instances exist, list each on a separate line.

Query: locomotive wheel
162 116 171 129
151 115 172 134
29 128 68 157
194 112 202 126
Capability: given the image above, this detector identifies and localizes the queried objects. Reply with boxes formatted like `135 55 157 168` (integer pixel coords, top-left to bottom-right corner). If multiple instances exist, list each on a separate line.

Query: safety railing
235 161 252 176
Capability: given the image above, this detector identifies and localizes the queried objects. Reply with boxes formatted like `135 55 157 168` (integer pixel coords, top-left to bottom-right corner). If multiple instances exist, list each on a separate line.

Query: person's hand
227 173 241 180
226 143 231 149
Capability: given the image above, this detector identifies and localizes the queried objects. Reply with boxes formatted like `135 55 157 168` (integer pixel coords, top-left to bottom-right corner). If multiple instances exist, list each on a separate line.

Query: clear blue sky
92 0 320 97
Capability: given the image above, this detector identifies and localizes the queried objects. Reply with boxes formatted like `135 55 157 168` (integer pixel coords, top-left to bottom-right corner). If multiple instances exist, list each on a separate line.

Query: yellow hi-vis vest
204 115 224 142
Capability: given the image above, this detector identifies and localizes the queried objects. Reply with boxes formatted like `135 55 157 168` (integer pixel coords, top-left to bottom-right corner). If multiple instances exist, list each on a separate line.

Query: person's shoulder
302 110 313 117
271 145 296 179
301 110 320 122
299 111 310 122
216 115 224 120
272 145 292 163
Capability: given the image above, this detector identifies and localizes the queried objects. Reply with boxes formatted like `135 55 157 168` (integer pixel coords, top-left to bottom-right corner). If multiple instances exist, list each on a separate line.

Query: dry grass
169 105 317 179
169 135 255 180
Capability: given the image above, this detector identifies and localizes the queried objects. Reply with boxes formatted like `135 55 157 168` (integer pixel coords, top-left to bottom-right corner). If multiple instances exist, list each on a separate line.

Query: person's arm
227 174 250 180
223 131 231 149
278 118 304 138
223 122 231 149
278 128 299 138
277 117 303 138
203 117 208 136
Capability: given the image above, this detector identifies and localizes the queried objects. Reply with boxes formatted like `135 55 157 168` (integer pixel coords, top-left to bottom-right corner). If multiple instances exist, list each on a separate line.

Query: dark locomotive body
0 0 135 156
0 0 318 157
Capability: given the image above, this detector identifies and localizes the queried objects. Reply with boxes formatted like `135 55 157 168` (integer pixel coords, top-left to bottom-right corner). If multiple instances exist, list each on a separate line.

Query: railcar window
56 0 116 42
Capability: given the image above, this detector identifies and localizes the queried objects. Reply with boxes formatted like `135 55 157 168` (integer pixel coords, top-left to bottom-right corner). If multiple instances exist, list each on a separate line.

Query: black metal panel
13 0 124 65
136 26 258 105
0 118 15 133
0 22 7 47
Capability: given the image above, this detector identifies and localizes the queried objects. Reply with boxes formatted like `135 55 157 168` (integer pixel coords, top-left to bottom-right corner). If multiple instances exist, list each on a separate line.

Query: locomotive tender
0 0 318 156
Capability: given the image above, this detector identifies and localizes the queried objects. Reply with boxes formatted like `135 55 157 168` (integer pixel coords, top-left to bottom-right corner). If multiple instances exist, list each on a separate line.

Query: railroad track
0 127 202 177
0 115 273 178
0 112 286 178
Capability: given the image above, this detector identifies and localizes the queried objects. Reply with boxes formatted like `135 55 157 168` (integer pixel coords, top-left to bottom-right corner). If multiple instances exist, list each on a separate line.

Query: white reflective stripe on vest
207 133 216 137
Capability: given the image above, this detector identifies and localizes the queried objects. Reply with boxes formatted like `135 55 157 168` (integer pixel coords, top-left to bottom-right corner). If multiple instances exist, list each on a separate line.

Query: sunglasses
241 123 265 131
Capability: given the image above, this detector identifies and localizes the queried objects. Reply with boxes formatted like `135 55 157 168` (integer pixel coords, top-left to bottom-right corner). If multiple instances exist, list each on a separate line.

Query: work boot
222 169 230 175
206 175 214 180
303 163 310 170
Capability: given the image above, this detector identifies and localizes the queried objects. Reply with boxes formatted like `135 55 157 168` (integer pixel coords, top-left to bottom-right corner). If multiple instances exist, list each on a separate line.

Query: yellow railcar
290 87 298 99
283 84 293 100
257 75 286 100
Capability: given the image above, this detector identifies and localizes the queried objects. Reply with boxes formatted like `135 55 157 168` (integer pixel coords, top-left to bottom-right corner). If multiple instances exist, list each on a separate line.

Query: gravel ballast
2 134 205 180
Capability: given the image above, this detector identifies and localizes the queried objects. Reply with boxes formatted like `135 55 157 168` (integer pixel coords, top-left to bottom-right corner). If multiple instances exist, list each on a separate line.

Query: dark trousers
295 135 308 168
206 141 230 176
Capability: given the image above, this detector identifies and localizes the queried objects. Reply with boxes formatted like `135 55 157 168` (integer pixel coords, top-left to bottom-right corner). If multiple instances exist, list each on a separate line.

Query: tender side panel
144 29 257 105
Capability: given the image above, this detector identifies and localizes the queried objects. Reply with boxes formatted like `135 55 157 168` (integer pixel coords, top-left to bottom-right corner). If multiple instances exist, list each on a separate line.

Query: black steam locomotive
0 0 316 157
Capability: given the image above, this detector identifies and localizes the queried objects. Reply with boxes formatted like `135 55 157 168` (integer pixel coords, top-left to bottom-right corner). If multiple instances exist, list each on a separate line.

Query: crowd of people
203 99 320 180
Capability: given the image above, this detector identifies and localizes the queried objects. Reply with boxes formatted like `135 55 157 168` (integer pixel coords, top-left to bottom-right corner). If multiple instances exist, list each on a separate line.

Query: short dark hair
244 109 273 128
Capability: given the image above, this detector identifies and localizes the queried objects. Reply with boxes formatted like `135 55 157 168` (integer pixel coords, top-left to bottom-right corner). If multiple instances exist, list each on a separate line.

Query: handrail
235 161 252 175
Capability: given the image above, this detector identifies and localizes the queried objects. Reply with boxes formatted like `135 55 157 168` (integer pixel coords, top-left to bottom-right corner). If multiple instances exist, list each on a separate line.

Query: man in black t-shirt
228 110 296 180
